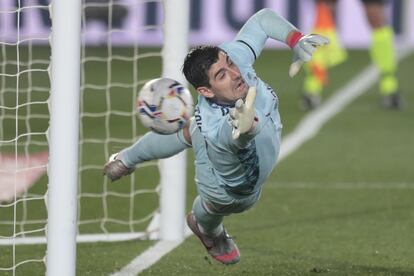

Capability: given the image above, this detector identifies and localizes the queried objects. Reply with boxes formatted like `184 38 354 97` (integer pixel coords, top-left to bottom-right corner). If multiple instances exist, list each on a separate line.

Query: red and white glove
287 31 329 77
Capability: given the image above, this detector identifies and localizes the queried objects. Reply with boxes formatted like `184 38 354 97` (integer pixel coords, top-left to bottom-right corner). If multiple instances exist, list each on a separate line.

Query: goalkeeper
104 8 328 265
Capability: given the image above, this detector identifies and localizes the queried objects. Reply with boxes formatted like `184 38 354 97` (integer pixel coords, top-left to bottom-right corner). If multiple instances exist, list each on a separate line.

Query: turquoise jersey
188 9 296 204
188 8 298 204
190 33 285 204
120 9 296 206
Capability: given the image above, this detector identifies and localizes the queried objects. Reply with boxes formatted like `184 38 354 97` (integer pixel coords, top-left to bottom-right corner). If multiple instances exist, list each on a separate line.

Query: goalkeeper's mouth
236 79 247 92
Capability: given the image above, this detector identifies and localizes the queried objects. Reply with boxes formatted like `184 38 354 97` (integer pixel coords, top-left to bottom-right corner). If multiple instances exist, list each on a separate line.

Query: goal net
0 0 189 274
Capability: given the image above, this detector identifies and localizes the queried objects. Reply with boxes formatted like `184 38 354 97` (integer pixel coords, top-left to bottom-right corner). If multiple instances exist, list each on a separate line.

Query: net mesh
0 0 165 273
78 0 162 236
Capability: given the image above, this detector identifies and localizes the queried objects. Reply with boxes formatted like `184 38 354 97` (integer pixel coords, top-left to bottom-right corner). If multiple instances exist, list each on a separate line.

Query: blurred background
1 0 413 47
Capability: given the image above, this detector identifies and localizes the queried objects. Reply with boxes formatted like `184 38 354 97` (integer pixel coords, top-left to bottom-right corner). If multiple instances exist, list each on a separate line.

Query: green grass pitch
0 48 413 275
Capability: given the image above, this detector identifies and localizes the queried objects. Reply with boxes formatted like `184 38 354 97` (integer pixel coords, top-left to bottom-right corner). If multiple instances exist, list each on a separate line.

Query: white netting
0 0 171 273
78 0 163 238
0 0 51 273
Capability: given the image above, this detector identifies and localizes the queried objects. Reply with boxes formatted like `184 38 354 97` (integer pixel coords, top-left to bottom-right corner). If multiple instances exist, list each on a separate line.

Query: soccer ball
136 78 193 134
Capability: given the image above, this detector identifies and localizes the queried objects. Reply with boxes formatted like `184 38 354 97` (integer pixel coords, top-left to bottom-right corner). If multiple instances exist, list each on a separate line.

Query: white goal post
159 0 189 241
46 0 82 275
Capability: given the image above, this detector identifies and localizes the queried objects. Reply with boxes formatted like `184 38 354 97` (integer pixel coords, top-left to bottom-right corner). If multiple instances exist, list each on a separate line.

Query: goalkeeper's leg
187 192 260 264
192 196 224 236
187 196 238 264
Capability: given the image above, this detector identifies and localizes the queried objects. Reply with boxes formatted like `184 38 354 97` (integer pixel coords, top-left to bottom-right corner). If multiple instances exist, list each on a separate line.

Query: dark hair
182 45 220 89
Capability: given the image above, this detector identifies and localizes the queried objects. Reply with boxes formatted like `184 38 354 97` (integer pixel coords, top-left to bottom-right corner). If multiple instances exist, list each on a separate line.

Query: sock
303 2 347 96
192 196 224 236
370 26 398 95
304 63 326 96
198 222 223 237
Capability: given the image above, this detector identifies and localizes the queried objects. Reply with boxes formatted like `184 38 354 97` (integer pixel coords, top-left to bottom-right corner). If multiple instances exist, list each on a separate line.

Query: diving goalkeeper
104 8 328 265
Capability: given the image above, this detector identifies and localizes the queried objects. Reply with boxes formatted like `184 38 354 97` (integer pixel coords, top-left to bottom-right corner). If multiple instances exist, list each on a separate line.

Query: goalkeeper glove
287 32 330 77
230 86 257 140
103 153 135 182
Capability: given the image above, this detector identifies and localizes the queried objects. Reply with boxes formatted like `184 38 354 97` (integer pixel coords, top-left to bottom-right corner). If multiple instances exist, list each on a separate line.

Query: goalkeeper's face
197 51 248 104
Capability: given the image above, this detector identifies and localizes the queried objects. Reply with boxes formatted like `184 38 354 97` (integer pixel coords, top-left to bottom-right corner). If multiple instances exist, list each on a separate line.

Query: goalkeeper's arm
231 8 328 76
103 125 192 181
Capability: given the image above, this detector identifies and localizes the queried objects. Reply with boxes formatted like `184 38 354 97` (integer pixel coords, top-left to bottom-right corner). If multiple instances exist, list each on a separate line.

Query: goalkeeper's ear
196 86 214 99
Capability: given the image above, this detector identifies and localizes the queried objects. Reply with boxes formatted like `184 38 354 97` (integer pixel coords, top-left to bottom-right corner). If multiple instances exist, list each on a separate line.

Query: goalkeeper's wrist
116 150 137 169
286 31 304 48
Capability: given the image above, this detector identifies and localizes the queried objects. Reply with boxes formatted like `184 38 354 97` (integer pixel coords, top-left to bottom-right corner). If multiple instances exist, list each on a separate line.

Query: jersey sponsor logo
195 106 203 132
195 103 230 132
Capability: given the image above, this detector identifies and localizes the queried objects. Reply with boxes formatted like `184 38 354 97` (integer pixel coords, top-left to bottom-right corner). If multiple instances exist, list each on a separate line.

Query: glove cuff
287 31 304 48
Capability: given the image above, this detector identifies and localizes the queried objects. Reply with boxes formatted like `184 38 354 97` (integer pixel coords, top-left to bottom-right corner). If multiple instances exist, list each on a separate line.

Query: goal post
46 0 82 275
159 0 190 241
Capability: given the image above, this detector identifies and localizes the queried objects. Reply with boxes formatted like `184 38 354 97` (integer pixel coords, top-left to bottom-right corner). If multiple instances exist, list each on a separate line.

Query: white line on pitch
266 181 414 189
112 47 413 276
110 229 192 276
279 47 412 162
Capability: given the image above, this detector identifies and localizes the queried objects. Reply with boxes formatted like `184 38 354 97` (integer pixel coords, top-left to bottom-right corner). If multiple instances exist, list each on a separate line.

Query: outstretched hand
103 153 135 182
230 87 257 140
289 34 329 77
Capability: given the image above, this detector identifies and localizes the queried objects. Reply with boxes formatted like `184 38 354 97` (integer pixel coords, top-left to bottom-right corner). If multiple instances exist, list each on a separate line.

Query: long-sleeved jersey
190 9 296 203
120 9 297 205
